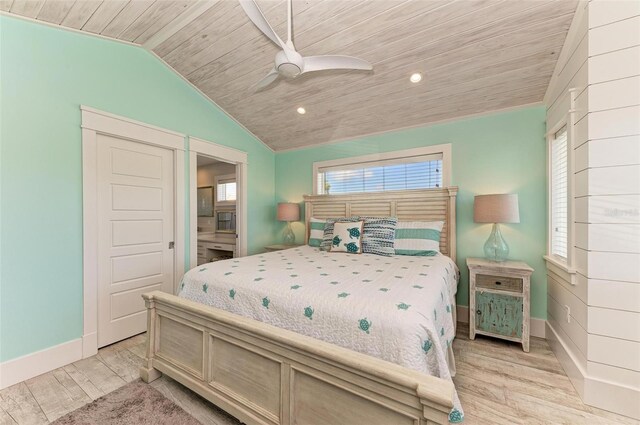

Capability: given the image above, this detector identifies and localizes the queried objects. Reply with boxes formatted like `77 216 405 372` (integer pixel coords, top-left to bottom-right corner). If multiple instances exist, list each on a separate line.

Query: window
550 126 568 259
217 182 236 202
314 146 450 195
216 175 236 202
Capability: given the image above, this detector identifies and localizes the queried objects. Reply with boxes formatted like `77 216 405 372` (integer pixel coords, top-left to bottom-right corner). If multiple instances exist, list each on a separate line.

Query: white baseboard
82 332 98 359
547 321 640 420
546 320 586 398
530 316 546 339
585 371 640 420
456 305 546 338
0 338 82 390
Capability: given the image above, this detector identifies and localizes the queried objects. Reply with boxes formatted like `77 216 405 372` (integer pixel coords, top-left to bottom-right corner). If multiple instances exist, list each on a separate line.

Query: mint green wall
0 16 276 362
275 107 548 319
0 15 548 364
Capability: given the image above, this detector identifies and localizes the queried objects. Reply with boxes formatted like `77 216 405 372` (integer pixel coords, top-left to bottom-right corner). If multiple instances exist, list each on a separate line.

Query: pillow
359 216 398 256
321 216 361 251
329 221 364 254
394 221 444 256
308 217 325 247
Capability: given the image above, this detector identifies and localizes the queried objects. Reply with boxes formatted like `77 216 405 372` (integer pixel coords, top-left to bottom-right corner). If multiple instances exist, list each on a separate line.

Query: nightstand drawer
476 274 523 292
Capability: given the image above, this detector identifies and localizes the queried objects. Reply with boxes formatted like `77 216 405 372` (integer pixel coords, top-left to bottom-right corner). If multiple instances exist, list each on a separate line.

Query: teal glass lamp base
484 223 509 262
282 222 296 245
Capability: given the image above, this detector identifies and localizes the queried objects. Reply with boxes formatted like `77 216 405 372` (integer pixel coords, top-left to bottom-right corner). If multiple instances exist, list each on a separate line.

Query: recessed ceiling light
410 73 422 83
297 107 306 114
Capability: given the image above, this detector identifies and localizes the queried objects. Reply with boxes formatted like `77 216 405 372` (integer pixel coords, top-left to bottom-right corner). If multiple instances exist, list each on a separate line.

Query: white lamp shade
474 194 520 223
277 202 300 222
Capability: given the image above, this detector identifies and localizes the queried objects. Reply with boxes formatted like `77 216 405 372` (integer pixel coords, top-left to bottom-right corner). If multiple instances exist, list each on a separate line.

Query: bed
141 187 460 425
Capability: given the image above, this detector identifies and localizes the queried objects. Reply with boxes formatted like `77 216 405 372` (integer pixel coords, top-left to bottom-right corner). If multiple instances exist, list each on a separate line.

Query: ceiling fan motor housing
275 50 303 78
241 0 372 89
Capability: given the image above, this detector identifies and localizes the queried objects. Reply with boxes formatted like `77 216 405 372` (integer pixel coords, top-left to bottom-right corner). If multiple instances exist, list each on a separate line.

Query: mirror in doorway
197 187 214 217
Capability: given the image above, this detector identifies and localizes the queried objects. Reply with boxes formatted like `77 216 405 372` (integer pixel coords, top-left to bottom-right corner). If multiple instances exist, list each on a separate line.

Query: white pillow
330 221 364 254
394 221 444 256
321 217 361 251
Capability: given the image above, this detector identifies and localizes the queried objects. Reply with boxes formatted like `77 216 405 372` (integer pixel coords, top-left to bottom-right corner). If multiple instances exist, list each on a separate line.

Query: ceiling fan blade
239 0 287 51
302 55 373 74
254 67 280 91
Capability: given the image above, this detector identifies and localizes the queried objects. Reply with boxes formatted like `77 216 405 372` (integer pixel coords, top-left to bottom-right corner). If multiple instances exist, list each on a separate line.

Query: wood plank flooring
1 324 637 425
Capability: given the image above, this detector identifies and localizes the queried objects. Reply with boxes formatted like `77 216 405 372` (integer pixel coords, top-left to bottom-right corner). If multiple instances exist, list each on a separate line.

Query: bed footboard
140 291 454 425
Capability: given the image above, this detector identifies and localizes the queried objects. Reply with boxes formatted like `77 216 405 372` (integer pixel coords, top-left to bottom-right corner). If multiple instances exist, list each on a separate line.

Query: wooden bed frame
141 187 458 425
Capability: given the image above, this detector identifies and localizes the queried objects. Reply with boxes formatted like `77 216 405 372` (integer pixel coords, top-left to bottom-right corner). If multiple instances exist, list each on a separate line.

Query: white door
97 134 175 347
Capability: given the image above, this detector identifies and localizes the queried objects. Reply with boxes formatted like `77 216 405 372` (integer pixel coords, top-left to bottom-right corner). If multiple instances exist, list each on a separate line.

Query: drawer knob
476 310 481 315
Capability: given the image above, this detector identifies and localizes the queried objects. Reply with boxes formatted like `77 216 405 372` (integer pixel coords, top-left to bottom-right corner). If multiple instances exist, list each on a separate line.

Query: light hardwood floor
1 324 637 425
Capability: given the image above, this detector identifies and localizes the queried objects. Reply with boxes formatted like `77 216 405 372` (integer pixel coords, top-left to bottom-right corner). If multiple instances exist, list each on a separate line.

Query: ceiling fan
239 0 373 91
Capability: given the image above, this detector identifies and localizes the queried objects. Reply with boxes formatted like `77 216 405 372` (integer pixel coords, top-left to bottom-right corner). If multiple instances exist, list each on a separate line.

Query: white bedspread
179 246 464 422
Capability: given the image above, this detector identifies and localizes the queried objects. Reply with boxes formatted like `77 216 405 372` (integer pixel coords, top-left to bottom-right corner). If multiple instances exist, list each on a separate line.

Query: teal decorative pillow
360 216 398 256
394 221 444 256
330 221 364 254
321 216 361 251
308 217 325 247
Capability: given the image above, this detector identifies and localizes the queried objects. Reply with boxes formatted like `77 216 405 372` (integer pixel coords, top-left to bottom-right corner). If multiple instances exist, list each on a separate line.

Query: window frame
312 144 452 196
215 173 237 204
545 119 574 271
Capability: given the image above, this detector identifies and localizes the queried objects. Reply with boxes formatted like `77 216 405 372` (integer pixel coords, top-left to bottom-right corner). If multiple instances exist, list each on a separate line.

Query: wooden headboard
303 187 458 262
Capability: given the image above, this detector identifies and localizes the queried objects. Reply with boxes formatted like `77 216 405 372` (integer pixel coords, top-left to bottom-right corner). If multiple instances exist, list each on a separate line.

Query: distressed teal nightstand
467 258 534 352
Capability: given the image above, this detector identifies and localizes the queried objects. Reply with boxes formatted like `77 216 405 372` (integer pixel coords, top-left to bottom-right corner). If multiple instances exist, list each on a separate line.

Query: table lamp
277 202 300 245
474 194 520 262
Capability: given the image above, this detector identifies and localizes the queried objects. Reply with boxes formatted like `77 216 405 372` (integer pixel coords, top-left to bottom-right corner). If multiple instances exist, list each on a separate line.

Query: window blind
217 182 236 202
551 126 568 259
317 153 443 195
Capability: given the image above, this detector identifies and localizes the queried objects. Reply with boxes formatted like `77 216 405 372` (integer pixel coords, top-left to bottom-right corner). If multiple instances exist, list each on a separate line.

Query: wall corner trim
0 338 82 390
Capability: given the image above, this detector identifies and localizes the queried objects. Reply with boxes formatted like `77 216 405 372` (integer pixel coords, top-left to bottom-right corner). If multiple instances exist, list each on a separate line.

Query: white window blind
217 178 236 202
317 153 443 195
551 126 568 259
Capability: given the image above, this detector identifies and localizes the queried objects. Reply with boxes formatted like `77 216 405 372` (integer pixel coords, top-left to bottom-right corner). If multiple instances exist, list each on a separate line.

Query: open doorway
195 155 237 265
188 137 248 273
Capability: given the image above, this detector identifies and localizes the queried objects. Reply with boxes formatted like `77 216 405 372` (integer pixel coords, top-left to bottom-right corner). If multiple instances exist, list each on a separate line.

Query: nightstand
265 244 301 252
467 258 534 352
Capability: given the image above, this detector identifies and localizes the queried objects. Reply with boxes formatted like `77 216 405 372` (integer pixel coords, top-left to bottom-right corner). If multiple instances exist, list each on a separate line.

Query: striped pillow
394 221 444 256
321 217 361 251
308 217 325 247
360 216 398 256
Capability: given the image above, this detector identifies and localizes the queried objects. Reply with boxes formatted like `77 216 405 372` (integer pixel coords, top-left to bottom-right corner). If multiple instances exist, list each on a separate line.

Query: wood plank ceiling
2 0 577 150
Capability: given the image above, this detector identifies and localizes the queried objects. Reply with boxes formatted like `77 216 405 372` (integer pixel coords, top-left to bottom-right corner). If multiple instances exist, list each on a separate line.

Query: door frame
81 105 186 358
189 137 248 268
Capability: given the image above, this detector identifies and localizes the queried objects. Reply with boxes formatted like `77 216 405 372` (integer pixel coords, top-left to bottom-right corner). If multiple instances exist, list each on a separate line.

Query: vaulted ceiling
3 0 577 150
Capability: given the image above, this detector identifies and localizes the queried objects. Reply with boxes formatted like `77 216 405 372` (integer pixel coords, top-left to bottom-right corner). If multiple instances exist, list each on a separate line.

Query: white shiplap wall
581 1 640 418
544 0 590 399
545 0 640 420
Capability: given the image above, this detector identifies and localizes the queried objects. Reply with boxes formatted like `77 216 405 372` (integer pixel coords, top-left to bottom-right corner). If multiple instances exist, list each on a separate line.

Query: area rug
52 380 201 425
